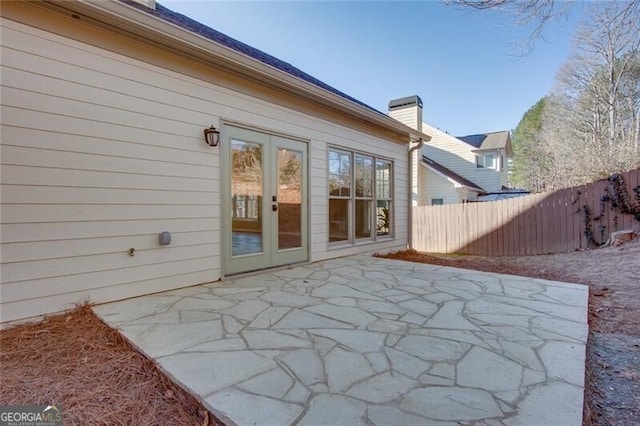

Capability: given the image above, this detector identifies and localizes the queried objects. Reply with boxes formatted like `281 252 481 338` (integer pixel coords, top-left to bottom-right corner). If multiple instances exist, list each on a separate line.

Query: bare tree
446 0 574 52
447 0 639 53
541 1 640 187
448 0 640 188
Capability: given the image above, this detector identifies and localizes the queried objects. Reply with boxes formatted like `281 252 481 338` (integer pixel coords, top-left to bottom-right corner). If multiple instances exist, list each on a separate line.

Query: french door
222 126 308 275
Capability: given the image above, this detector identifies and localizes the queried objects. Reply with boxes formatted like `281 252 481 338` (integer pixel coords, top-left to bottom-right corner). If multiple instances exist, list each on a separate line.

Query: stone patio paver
94 255 588 425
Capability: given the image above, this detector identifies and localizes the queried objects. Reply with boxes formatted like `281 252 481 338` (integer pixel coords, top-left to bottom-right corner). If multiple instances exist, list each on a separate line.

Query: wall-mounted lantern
203 125 221 147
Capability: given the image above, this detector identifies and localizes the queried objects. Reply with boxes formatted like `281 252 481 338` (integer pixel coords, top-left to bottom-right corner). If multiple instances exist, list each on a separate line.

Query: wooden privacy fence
412 168 640 256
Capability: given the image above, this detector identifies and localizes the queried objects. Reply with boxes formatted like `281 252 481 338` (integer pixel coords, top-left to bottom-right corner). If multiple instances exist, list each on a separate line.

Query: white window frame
328 147 394 246
476 153 498 170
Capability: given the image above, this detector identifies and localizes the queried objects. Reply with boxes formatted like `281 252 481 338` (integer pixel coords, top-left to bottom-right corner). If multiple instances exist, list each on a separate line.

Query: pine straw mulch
0 304 221 426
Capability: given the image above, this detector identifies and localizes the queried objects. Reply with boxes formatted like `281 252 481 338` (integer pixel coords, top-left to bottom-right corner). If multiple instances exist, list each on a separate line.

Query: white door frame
221 124 309 275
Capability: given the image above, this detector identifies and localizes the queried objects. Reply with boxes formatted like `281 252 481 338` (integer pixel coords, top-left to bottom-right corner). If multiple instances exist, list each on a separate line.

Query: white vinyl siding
500 156 510 189
0 13 408 322
421 123 503 192
388 106 422 133
418 165 464 205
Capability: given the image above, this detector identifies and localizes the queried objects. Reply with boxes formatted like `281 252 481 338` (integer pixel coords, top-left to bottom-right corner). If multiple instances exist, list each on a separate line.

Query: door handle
272 204 278 212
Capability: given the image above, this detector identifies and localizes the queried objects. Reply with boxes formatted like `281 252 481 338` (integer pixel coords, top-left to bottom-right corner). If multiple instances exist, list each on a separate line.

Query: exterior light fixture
204 125 221 147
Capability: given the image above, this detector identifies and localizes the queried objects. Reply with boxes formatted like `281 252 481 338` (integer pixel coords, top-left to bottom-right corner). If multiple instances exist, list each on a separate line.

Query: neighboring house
388 96 513 205
0 0 430 323
420 156 485 205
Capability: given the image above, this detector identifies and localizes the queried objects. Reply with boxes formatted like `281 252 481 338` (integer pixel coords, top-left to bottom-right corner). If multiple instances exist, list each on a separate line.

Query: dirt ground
0 305 220 426
379 238 640 426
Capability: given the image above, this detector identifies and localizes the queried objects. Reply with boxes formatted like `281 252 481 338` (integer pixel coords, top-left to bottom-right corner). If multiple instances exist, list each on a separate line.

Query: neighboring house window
431 198 444 206
476 154 497 170
329 148 393 244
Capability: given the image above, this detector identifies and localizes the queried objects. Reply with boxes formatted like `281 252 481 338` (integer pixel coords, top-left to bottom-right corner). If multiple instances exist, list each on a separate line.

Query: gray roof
422 156 484 191
122 0 382 114
457 131 511 152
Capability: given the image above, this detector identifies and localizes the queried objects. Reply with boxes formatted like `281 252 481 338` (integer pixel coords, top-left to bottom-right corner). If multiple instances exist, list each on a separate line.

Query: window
376 160 392 236
329 150 351 243
476 154 497 169
329 148 393 244
431 198 444 206
355 154 374 239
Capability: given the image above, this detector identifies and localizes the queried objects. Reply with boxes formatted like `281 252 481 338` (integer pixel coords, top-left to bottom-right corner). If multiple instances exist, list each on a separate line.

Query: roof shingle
457 131 510 151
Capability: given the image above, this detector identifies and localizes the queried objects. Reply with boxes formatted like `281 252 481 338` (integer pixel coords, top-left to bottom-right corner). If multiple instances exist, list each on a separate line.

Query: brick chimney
388 95 423 132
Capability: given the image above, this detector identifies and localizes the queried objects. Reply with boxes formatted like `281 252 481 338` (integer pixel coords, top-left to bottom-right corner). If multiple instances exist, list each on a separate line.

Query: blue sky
162 1 584 136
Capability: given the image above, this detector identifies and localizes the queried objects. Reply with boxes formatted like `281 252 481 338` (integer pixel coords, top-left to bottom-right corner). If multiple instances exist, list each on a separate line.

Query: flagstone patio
94 255 588 425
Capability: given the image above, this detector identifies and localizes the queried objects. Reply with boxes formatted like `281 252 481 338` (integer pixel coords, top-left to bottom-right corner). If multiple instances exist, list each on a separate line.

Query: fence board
481 204 488 256
490 203 498 256
559 191 568 253
534 194 543 254
519 198 528 256
412 168 640 256
623 169 639 230
564 189 573 253
542 199 553 254
466 203 475 255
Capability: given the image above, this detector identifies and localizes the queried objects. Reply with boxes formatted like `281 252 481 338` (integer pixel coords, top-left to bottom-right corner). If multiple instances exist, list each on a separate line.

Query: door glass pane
329 199 349 242
278 148 302 250
231 139 263 256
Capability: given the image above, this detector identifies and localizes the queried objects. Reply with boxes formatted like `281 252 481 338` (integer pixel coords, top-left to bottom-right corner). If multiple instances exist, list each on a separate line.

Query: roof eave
471 147 506 153
46 0 430 143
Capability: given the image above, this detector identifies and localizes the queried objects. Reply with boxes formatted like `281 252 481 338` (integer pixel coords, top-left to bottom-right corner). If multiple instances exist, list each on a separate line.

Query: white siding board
2 205 217 224
3 88 199 138
1 108 208 158
2 245 220 286
1 143 215 178
1 219 219 243
1 165 218 193
2 67 214 129
2 124 215 166
2 231 218 263
1 15 409 323
1 186 217 205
